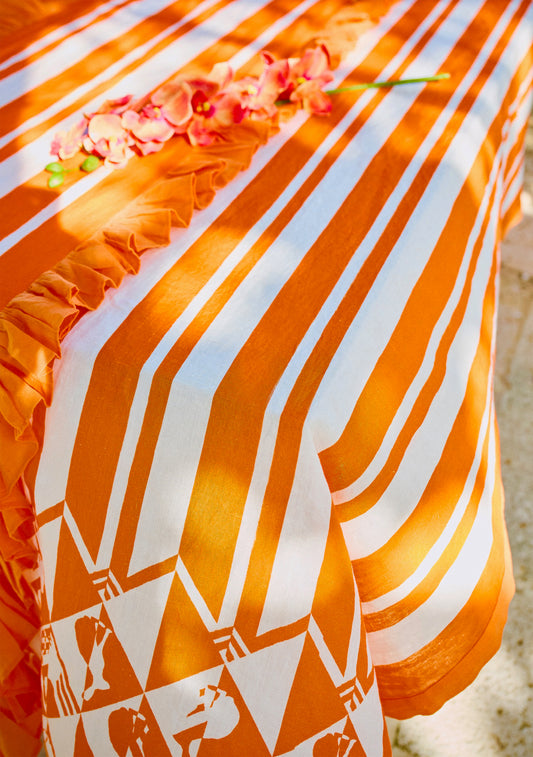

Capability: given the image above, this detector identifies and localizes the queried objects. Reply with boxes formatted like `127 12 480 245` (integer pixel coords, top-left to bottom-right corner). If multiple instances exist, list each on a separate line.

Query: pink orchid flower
289 77 333 115
187 61 234 97
286 45 334 115
83 113 135 168
187 88 245 146
93 94 135 115
227 61 287 120
184 63 244 146
50 118 88 159
121 105 175 155
255 52 291 111
151 80 193 132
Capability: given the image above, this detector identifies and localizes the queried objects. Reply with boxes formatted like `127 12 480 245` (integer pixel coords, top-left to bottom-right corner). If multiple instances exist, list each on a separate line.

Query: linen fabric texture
0 0 532 755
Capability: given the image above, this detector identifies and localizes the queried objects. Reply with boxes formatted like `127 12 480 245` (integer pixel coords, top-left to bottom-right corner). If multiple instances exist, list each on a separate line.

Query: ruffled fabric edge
0 6 397 753
0 118 275 755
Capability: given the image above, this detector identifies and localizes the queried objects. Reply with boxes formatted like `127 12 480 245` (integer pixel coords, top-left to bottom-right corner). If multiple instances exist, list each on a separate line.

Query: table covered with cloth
1 0 532 755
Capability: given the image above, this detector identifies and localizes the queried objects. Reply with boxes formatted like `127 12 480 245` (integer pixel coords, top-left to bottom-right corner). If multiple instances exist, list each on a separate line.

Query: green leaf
45 161 64 173
47 173 64 188
81 155 101 173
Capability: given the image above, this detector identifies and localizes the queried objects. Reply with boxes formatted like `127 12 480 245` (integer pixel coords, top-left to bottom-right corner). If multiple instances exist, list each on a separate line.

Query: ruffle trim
0 6 396 753
0 118 274 755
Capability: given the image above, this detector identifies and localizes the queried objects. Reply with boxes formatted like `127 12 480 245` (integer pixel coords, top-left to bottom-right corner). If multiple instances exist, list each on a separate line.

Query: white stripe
34 0 450 557
123 0 467 584
0 0 182 107
308 0 526 460
347 678 385 757
339 185 500 559
501 155 525 218
0 0 265 197
217 411 282 627
0 0 133 73
62 503 96 571
176 557 217 630
0 165 114 257
126 383 214 579
367 415 497 664
308 616 345 686
226 0 321 72
256 434 332 636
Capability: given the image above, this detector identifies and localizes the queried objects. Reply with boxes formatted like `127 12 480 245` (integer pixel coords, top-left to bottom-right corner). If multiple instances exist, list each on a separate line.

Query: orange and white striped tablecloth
1 1 532 755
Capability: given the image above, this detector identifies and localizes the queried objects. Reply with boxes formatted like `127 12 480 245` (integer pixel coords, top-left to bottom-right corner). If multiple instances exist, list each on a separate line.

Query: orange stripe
63 0 380 573
0 0 227 147
0 0 317 303
342 160 499 595
35 500 64 528
0 0 125 61
235 0 527 637
319 0 529 494
0 0 136 73
378 470 511 717
312 511 357 674
362 259 497 622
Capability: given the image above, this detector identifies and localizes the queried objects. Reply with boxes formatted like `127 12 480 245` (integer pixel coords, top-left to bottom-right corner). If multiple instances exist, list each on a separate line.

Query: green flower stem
325 72 450 94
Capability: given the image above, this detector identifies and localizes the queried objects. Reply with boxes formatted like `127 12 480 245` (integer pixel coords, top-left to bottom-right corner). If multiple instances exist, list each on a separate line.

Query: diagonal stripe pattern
0 0 532 755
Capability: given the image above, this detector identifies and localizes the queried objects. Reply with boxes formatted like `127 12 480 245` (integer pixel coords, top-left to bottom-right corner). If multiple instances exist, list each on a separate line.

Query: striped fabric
1 0 532 755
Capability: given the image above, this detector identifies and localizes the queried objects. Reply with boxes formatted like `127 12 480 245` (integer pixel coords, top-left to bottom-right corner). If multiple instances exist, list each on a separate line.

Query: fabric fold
0 118 276 754
0 4 424 752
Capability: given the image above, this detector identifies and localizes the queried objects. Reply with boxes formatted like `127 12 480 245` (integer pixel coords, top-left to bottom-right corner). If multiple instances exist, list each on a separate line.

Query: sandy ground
389 123 533 757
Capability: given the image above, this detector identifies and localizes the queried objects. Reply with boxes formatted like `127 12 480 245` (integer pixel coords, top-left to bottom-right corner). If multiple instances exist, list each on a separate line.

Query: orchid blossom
50 118 88 160
122 105 174 155
93 95 135 116
82 113 135 168
150 80 193 132
185 63 245 146
227 54 289 119
286 45 334 114
46 44 448 187
187 89 245 145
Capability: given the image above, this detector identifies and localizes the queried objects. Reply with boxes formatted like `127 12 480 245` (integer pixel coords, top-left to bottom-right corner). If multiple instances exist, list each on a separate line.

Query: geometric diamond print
274 634 347 755
338 679 364 714
104 572 174 690
212 626 250 663
91 568 122 601
224 633 306 754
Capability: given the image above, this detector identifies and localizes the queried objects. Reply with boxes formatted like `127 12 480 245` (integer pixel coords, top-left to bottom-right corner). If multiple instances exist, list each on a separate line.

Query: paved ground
388 123 533 756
